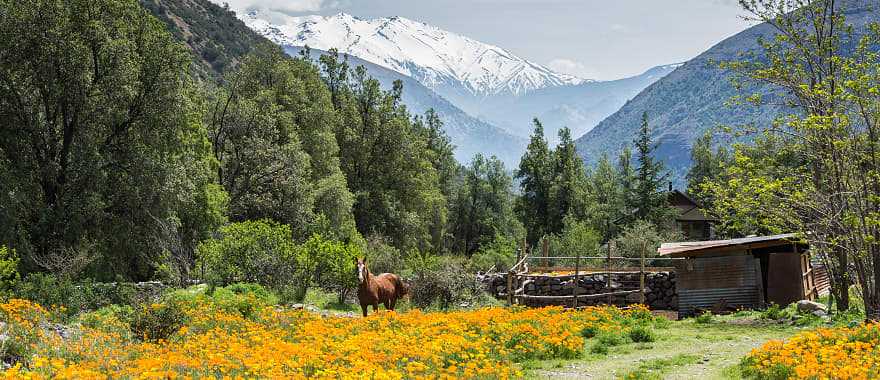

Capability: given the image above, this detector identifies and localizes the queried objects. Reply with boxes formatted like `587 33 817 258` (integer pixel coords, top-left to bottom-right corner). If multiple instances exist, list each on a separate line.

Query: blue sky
217 0 753 80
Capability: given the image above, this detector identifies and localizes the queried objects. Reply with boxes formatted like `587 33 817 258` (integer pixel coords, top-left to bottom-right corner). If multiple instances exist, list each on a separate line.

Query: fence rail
505 239 682 308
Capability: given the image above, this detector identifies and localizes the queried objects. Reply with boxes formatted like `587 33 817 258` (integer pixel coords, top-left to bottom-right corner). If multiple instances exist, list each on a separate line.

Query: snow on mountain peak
240 10 585 96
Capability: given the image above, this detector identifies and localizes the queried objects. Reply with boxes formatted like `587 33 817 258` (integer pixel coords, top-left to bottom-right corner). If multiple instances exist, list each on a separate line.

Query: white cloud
212 0 340 14
547 58 601 80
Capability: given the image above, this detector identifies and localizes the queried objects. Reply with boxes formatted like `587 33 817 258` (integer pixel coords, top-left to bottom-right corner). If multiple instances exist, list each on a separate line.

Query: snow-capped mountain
241 11 586 97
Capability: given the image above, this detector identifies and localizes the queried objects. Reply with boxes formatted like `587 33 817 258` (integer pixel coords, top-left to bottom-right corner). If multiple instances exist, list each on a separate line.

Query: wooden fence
504 239 683 308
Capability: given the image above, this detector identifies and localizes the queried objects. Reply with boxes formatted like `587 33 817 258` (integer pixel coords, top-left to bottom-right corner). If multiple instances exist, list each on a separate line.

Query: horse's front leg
373 303 378 313
389 297 397 311
384 301 391 311
361 304 368 317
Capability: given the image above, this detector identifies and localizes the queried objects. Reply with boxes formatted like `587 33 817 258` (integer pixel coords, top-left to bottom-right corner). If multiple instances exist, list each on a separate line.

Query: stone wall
481 272 677 310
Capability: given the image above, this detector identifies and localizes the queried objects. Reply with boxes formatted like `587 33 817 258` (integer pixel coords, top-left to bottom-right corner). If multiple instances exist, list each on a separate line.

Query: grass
523 316 804 380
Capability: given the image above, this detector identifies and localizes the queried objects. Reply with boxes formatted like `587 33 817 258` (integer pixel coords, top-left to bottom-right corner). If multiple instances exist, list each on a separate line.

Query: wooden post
752 249 766 308
573 249 581 309
639 241 646 305
606 241 613 305
507 270 514 306
542 237 550 269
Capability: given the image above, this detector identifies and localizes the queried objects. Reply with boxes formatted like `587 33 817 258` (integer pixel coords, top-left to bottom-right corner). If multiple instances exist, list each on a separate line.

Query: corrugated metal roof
658 233 799 257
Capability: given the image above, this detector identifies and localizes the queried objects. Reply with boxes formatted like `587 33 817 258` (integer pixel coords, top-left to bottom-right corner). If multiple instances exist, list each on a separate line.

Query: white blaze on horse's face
357 261 366 283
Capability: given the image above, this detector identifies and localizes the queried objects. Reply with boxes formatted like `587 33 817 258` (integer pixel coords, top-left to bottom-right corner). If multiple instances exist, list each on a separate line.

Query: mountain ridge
240 10 586 97
574 0 879 185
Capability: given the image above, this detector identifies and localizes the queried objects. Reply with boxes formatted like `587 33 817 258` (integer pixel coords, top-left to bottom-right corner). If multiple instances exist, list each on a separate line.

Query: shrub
365 236 404 275
130 301 188 342
210 283 277 319
581 325 599 338
13 273 77 314
590 342 610 355
0 246 19 295
301 234 362 303
407 255 483 309
596 331 625 346
628 326 656 343
13 274 148 317
694 311 713 324
468 234 517 273
78 304 134 336
197 220 304 299
760 303 792 321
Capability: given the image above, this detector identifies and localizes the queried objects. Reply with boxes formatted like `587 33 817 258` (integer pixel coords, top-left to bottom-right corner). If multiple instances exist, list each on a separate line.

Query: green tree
0 0 222 280
516 119 553 245
686 131 730 206
449 154 523 255
209 46 357 241
633 112 670 224
319 57 444 253
197 220 304 299
617 147 637 225
415 109 460 253
548 127 588 234
583 155 627 239
715 0 880 316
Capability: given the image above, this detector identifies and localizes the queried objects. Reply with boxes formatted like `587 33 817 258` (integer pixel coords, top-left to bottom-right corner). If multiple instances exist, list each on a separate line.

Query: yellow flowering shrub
741 323 880 379
0 298 652 379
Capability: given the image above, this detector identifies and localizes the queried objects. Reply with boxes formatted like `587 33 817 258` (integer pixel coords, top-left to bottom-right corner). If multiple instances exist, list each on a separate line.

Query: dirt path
526 319 801 379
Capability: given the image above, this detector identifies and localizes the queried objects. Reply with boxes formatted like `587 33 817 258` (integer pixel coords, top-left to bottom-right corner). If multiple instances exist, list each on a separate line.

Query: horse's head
355 257 369 283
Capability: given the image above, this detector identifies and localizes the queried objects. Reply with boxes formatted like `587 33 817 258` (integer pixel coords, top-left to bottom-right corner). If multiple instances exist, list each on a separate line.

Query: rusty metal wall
676 253 759 316
812 264 832 296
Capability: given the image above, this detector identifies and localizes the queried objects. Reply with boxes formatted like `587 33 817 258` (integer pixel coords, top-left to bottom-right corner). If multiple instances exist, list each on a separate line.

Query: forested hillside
140 0 265 79
575 0 879 184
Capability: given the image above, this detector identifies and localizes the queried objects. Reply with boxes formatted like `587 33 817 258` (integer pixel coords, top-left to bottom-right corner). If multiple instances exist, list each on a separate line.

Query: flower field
0 297 654 379
741 323 880 379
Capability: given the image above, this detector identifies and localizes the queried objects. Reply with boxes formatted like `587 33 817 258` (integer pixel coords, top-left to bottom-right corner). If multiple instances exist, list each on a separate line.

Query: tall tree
415 109 459 252
583 154 627 239
633 112 669 223
686 131 730 206
449 154 521 255
516 119 553 245
318 58 444 252
713 0 880 316
617 147 637 224
548 127 587 234
0 0 223 280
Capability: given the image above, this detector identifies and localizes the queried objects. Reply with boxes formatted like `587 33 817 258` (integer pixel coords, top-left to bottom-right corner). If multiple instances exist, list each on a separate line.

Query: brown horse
355 258 408 317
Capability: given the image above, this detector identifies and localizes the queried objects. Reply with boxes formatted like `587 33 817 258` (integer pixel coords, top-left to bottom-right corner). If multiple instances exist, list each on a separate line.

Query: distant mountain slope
242 11 585 97
140 0 265 80
286 46 526 166
575 0 879 184
475 63 681 141
142 0 523 166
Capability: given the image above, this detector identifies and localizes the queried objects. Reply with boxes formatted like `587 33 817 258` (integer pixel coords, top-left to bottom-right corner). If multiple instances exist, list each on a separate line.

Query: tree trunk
834 245 850 312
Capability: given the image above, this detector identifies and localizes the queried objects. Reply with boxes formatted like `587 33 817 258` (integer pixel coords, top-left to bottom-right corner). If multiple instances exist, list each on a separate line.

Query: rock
797 300 828 314
812 309 828 318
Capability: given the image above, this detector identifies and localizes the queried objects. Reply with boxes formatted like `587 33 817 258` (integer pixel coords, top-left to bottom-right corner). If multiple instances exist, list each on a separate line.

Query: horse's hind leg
389 297 397 311
361 304 368 317
373 303 378 313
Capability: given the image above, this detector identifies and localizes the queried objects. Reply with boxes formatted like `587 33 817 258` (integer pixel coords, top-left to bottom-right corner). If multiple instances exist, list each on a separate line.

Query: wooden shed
658 234 830 316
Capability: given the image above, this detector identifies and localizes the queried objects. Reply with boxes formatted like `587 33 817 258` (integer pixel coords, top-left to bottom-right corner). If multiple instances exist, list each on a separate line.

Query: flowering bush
741 323 880 379
0 298 653 379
